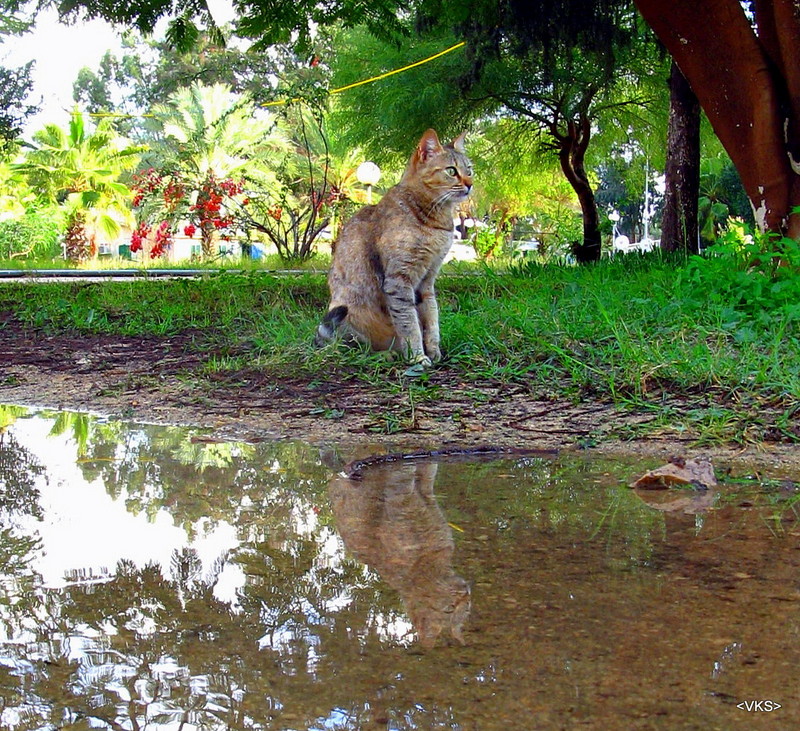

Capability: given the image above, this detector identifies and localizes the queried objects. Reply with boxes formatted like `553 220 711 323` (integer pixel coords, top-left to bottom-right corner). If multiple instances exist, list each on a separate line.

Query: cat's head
402 128 473 202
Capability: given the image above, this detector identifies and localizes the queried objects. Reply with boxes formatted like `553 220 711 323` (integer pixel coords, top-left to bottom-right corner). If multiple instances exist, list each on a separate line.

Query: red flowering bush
151 221 172 258
130 168 249 258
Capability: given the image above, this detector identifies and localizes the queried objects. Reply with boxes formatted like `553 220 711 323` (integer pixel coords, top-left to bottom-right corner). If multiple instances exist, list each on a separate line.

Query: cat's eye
445 166 458 176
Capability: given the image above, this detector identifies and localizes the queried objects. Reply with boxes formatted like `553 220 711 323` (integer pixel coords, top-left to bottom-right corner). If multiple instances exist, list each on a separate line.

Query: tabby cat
315 128 473 367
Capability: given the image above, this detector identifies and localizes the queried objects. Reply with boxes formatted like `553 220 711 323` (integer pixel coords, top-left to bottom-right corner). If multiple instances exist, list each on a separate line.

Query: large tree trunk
634 0 800 239
661 61 701 254
556 116 601 263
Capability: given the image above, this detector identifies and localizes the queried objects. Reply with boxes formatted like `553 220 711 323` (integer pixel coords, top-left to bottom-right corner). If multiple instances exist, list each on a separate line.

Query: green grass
0 252 332 272
1 249 799 444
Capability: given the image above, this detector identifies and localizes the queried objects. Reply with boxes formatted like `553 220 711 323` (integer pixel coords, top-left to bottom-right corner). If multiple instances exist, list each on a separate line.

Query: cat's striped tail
314 305 349 347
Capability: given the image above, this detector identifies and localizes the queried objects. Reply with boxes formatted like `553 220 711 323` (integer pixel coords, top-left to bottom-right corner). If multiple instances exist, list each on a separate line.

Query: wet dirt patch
2 316 800 476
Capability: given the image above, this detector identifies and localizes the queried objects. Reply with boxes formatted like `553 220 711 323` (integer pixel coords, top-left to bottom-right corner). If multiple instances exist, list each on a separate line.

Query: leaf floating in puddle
630 457 717 490
630 457 718 513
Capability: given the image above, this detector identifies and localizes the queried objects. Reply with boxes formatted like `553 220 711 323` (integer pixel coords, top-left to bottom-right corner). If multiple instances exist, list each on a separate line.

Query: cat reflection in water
329 460 471 648
315 129 473 368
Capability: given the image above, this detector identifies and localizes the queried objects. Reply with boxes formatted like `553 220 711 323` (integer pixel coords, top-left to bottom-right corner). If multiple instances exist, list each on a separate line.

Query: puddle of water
1 404 798 729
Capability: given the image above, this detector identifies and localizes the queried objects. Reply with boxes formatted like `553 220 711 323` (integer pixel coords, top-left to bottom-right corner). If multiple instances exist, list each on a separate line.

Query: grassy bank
1 249 798 443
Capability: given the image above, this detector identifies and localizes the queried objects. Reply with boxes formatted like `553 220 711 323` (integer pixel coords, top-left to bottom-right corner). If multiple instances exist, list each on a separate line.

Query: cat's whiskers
424 189 458 219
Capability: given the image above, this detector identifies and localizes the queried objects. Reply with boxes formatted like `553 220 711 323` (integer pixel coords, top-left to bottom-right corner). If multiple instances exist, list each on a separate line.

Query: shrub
680 217 800 326
0 209 63 260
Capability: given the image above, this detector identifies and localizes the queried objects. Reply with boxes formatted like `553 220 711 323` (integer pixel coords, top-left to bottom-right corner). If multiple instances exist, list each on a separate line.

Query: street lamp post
356 161 381 204
608 210 620 240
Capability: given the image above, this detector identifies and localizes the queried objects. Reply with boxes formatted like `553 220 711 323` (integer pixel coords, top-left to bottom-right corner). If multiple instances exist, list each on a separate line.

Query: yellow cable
82 111 152 118
261 40 466 107
83 40 466 117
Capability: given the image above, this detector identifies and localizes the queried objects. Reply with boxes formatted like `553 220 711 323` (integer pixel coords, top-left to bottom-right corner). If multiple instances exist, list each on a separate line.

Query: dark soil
2 317 799 477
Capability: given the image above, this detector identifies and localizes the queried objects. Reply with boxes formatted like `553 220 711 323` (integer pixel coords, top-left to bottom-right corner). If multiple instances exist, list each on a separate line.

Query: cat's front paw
425 345 442 362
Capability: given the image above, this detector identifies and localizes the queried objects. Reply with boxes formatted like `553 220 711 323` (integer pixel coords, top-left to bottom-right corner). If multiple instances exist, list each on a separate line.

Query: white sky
1 8 123 136
1 2 239 138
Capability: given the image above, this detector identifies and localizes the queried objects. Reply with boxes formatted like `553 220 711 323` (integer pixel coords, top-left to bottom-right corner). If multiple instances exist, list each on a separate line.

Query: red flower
183 224 196 238
219 179 243 196
130 223 150 253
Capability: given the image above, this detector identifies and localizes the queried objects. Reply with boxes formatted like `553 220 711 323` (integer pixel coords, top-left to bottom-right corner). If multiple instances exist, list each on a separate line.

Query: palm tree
16 112 141 262
0 158 34 219
144 82 290 257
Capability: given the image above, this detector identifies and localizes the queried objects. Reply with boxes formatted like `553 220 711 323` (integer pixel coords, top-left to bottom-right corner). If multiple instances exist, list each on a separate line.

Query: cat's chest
385 222 453 256
384 228 452 281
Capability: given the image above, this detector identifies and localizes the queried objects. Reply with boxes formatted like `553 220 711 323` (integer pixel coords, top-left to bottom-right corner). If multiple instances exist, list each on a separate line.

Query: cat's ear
452 131 467 153
417 129 443 160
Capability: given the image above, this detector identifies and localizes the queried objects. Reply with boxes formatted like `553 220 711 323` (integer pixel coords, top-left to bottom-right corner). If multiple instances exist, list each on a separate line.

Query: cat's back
332 203 377 257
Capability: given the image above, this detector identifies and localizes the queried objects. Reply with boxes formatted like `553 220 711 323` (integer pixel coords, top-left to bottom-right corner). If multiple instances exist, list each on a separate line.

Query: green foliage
238 105 340 261
71 31 309 134
144 83 288 179
0 157 33 216
681 221 800 327
326 26 470 166
0 62 38 148
14 112 141 260
3 244 799 446
595 149 663 241
469 120 578 221
131 83 294 258
0 208 63 259
326 12 665 262
471 225 503 260
0 4 37 145
698 153 754 244
0 273 328 335
523 206 583 258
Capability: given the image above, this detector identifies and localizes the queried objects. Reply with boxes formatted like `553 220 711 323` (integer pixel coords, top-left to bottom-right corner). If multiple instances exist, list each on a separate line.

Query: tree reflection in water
0 408 474 729
0 406 678 730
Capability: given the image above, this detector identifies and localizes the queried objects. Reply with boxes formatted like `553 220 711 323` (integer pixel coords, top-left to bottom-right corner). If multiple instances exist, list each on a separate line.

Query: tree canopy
0 3 38 147
15 113 140 259
325 10 663 260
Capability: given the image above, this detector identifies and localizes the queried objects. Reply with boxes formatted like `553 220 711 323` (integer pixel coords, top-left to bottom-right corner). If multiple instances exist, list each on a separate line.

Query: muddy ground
2 317 799 477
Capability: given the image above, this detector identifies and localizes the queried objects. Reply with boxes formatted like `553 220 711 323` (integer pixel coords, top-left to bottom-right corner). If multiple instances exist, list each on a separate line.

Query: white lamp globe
356 161 381 187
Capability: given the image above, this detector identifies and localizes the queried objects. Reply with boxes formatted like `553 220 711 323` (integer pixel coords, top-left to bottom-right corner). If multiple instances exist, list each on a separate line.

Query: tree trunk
556 117 601 263
64 210 91 262
661 61 701 254
634 0 800 239
200 221 218 258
